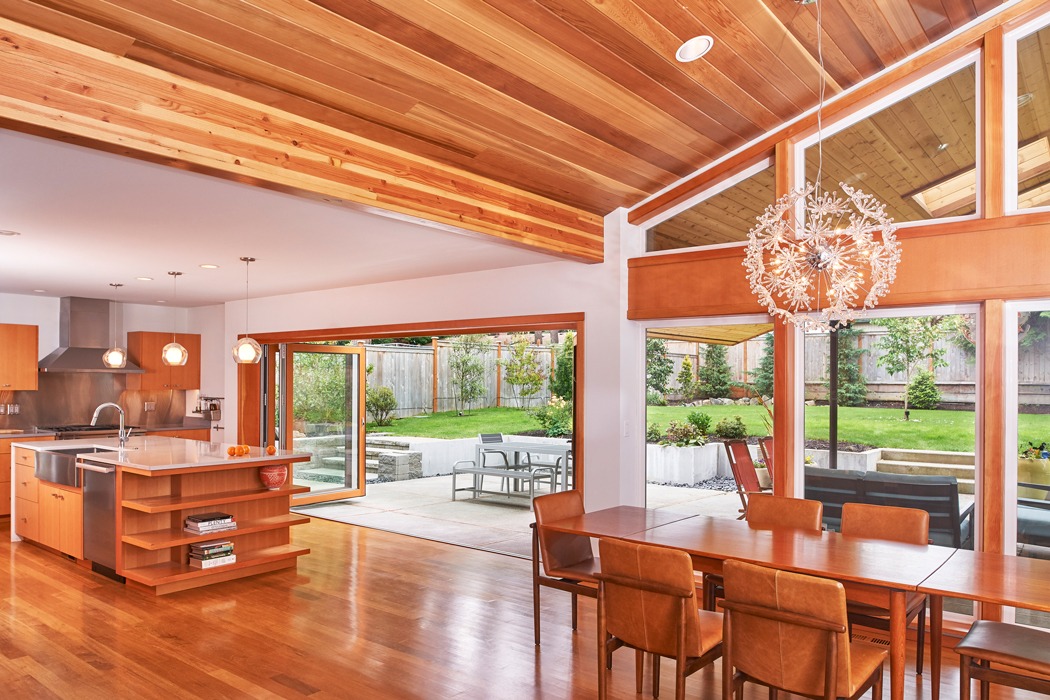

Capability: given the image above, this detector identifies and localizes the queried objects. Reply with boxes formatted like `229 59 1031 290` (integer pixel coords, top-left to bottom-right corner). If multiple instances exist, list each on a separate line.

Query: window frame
1004 12 1050 216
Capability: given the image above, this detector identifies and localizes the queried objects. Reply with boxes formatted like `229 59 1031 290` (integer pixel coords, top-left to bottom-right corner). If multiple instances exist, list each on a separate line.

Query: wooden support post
495 343 502 408
432 338 439 415
979 299 1005 621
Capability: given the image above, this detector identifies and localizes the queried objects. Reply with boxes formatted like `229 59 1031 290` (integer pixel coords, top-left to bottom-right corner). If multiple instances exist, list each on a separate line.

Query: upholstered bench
956 620 1050 700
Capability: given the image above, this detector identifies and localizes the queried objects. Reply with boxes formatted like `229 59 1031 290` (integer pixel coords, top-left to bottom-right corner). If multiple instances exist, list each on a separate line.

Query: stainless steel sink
35 447 105 487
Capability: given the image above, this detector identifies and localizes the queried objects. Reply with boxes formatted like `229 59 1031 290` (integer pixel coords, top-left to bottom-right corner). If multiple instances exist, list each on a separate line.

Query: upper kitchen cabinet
126 331 201 391
0 323 39 391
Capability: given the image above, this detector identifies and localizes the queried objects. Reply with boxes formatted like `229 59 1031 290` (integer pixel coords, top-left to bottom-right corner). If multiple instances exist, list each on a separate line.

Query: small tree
907 370 942 409
875 316 958 419
825 325 868 406
748 333 775 398
500 335 545 408
550 331 575 401
646 338 674 396
365 386 398 426
448 334 487 414
698 344 733 399
676 356 695 397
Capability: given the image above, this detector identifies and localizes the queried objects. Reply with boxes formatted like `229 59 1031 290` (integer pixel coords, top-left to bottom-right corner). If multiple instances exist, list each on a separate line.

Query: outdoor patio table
476 440 573 491
541 507 956 700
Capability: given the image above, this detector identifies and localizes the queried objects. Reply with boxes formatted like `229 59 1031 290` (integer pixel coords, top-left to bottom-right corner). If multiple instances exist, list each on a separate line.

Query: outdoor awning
646 323 773 346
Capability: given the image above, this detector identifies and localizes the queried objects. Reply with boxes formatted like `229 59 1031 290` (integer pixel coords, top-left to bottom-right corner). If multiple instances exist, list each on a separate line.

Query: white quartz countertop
11 436 310 472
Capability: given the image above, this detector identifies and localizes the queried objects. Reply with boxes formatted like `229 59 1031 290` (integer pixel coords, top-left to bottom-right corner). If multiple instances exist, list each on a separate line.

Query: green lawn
647 404 1050 453
367 403 1050 454
368 406 542 439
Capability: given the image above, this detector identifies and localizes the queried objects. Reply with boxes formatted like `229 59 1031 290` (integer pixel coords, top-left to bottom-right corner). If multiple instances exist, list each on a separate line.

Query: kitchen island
10 436 312 595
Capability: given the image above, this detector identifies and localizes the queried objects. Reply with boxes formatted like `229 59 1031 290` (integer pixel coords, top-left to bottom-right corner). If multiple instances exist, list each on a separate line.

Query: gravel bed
647 475 738 492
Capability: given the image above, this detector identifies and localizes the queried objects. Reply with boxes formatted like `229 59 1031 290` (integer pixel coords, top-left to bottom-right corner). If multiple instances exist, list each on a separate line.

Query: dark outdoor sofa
804 467 975 548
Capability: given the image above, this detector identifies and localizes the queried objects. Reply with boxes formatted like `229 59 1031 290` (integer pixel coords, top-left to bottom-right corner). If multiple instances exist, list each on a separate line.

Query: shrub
713 415 748 440
687 410 712 435
698 344 734 398
660 420 707 447
748 332 775 398
646 422 663 443
646 390 667 406
550 332 575 401
676 356 695 396
907 370 941 410
529 396 573 437
365 386 398 426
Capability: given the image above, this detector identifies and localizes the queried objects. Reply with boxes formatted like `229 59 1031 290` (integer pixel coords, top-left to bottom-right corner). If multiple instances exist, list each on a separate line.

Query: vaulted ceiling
0 0 1009 261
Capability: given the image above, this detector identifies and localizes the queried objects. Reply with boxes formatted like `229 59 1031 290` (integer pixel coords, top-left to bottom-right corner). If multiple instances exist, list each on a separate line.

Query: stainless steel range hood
38 297 144 373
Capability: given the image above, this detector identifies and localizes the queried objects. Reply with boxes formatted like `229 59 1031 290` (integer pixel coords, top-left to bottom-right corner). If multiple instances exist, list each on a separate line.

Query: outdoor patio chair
721 559 887 700
723 440 771 520
758 436 775 482
804 466 866 532
1017 482 1050 556
479 432 531 493
861 471 974 548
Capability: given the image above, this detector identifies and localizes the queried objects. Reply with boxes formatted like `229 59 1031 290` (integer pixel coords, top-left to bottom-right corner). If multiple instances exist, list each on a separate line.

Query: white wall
221 210 637 510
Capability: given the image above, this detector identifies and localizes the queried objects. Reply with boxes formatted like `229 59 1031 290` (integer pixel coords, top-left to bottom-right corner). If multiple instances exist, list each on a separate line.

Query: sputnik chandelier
743 0 901 333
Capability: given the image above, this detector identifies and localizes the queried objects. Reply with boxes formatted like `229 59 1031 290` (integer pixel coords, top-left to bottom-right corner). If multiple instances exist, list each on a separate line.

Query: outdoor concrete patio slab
298 474 738 557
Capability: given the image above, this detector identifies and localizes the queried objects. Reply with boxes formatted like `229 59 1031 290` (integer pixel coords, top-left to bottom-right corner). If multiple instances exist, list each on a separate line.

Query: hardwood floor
0 517 1043 699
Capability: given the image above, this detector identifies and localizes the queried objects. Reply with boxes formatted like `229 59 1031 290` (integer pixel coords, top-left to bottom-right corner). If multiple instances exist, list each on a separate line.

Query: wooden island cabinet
2 435 54 518
11 436 310 595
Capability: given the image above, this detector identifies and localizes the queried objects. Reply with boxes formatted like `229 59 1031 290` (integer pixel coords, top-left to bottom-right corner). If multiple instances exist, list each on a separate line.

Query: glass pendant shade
102 346 127 369
162 340 189 366
232 336 263 364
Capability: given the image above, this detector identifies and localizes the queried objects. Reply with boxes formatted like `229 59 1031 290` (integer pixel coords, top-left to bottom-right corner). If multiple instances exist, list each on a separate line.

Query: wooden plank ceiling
0 0 1006 257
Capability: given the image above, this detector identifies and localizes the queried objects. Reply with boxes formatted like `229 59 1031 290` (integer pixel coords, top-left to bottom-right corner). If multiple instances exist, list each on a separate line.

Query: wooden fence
364 340 558 418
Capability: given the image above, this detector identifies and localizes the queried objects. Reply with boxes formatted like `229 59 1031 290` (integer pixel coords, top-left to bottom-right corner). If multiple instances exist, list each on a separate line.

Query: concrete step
365 437 413 451
875 461 975 494
365 447 412 459
878 449 975 466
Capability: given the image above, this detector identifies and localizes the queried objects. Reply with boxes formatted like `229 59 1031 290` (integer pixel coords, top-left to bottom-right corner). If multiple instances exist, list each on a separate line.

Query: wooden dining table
539 506 958 700
919 548 1050 700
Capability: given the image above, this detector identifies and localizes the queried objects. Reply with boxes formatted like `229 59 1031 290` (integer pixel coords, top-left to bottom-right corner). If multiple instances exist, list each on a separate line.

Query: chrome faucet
91 402 131 447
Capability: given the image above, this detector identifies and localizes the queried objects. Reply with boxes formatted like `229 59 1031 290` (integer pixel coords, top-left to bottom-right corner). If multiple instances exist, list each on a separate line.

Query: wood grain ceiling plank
0 19 604 259
908 0 954 38
592 0 782 130
870 0 931 54
482 0 729 155
313 0 696 181
760 0 881 87
524 0 750 144
1 0 135 56
646 0 818 115
361 0 709 167
836 1 910 67
940 0 982 29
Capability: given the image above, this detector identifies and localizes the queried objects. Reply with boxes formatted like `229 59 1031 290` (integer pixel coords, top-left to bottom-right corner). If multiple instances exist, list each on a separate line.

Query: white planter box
646 443 723 484
804 448 882 472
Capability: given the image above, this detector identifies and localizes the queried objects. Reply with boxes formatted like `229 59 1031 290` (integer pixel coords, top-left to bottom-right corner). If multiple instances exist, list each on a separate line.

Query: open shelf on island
122 544 310 586
122 485 310 513
122 513 311 550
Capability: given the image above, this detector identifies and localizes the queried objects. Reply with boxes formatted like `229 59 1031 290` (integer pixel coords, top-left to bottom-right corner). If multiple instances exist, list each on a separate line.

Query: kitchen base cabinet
2 436 53 517
119 460 309 595
15 498 38 541
39 484 83 559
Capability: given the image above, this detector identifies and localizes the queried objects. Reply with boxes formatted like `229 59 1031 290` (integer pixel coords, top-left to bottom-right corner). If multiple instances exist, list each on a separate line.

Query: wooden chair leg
979 660 990 700
653 654 661 698
635 649 644 694
598 588 608 700
959 654 971 700
873 665 884 700
532 526 541 646
571 591 578 630
915 604 926 675
769 687 778 700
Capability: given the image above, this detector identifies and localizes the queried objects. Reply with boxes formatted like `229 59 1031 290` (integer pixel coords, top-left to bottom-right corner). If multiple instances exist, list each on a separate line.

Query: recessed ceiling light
936 142 950 152
199 264 219 269
32 289 46 293
1019 92 1034 107
156 300 166 304
0 229 22 236
676 35 714 63
136 276 153 281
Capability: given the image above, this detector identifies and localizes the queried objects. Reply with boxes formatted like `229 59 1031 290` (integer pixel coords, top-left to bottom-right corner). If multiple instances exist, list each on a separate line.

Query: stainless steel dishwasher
77 458 124 582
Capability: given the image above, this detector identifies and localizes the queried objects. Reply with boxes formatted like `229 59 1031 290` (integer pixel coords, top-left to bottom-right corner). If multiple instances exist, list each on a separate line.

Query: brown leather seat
532 490 599 645
722 559 887 700
597 537 722 700
703 494 823 610
955 620 1050 700
841 503 930 674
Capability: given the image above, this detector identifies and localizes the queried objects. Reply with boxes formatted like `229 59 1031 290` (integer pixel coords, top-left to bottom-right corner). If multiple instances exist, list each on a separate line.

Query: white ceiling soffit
0 130 562 306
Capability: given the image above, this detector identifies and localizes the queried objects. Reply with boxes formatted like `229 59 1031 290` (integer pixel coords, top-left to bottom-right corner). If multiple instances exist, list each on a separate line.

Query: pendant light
231 256 262 364
102 282 128 369
162 271 189 366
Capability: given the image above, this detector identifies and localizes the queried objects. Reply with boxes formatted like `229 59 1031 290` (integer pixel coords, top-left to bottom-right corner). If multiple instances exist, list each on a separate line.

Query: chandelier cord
815 0 825 199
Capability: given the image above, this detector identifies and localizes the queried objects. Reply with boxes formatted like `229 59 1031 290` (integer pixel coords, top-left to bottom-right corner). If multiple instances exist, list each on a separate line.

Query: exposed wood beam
0 18 604 262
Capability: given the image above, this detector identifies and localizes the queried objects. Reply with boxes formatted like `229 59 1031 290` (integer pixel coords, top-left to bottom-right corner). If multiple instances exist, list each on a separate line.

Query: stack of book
189 540 236 569
184 512 237 535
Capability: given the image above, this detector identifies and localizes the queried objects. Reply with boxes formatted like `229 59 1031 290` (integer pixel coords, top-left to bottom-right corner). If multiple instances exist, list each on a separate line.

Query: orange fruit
266 445 276 455
227 445 237 457
236 445 247 456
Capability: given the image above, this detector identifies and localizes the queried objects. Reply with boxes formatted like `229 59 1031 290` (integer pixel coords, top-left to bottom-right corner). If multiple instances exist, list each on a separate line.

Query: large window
646 163 775 252
803 62 978 223
1015 24 1050 210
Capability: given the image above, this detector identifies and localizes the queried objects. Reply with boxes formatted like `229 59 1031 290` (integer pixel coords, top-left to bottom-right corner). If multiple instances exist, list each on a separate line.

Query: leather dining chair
723 440 771 519
721 559 887 700
841 503 930 674
532 490 599 645
597 537 723 700
704 494 823 611
955 620 1050 700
